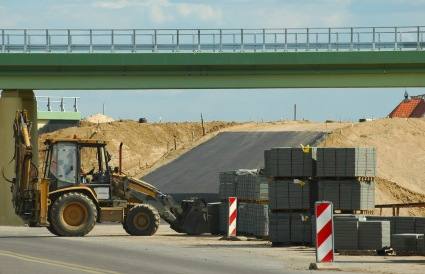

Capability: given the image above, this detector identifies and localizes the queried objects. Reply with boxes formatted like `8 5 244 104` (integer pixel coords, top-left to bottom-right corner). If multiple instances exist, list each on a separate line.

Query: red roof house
389 94 425 118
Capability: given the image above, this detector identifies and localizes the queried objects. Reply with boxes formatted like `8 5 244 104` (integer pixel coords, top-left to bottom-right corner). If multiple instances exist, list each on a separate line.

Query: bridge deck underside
0 51 424 89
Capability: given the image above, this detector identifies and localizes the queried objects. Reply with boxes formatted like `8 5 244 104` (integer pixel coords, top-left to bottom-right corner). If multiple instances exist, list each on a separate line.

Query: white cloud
176 3 222 21
150 4 170 24
93 0 131 9
92 0 221 24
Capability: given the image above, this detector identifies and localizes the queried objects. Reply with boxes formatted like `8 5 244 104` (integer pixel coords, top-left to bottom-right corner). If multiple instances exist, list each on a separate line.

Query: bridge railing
36 96 80 112
1 27 424 53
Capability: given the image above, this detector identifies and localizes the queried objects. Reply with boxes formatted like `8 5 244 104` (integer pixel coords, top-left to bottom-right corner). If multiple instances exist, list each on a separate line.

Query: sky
2 0 425 122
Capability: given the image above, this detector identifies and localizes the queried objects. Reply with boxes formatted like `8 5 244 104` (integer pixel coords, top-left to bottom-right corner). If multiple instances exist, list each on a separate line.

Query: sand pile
320 118 425 216
84 113 115 123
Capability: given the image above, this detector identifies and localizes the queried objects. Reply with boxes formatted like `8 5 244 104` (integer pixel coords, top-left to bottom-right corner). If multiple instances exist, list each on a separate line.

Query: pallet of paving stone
264 147 313 178
391 234 425 255
366 216 425 235
340 180 375 210
317 179 375 211
269 212 312 245
334 219 359 250
311 214 366 246
314 147 376 178
238 203 269 237
358 221 391 250
269 179 310 210
235 170 268 201
219 171 238 200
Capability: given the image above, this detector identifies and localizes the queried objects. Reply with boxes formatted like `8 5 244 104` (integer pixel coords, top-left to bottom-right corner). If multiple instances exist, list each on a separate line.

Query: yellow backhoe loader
9 110 209 236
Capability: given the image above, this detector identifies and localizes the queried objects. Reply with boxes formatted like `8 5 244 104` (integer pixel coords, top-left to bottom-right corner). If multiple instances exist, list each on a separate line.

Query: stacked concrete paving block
269 179 310 210
238 203 269 237
312 215 366 250
269 213 291 243
391 234 425 255
314 147 376 178
269 212 312 245
358 221 391 250
334 219 359 250
218 171 237 200
264 147 313 177
235 170 268 201
318 180 341 209
218 169 269 237
366 216 425 234
318 180 375 210
291 213 312 244
344 180 375 210
265 146 377 247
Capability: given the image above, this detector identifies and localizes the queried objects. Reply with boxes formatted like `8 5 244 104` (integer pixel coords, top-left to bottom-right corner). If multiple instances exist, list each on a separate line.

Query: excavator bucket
171 199 210 235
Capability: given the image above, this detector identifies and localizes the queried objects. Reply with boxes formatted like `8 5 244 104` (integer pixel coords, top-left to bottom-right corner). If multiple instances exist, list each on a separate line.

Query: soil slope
320 118 425 216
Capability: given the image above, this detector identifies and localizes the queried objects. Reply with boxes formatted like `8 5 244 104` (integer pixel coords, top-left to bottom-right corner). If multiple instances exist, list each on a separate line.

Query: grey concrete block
264 147 313 177
219 171 237 199
269 212 312 244
366 216 425 235
358 221 391 250
314 147 376 178
334 220 359 250
235 172 268 201
316 179 375 210
238 203 269 237
392 234 425 254
269 179 310 210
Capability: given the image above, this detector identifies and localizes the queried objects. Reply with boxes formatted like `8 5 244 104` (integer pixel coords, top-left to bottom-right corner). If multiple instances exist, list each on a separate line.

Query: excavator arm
10 110 48 226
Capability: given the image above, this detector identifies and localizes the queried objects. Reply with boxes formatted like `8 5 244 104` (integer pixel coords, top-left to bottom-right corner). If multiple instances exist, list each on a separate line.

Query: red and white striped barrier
228 197 237 237
315 201 334 263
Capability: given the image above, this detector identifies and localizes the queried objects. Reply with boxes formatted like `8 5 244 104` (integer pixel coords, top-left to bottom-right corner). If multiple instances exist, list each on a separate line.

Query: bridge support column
0 90 38 225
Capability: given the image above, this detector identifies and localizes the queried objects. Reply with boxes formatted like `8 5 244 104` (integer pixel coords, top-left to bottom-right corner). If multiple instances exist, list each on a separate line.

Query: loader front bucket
170 199 210 235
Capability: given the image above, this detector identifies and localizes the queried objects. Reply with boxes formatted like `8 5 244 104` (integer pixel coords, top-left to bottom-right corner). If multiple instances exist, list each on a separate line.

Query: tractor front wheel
50 192 97 237
123 204 160 236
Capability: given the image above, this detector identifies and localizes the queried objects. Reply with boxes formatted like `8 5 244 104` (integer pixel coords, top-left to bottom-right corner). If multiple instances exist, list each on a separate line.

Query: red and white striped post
228 197 237 237
315 201 334 263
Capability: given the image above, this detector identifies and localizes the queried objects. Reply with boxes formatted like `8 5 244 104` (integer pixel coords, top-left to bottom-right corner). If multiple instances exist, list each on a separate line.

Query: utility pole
201 113 205 136
294 104 297 121
102 103 105 115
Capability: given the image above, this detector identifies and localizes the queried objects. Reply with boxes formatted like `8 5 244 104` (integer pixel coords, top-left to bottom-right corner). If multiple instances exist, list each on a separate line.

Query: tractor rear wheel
124 204 160 236
50 192 97 237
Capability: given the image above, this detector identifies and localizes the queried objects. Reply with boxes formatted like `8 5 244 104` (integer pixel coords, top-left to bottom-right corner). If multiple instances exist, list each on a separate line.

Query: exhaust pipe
119 142 123 174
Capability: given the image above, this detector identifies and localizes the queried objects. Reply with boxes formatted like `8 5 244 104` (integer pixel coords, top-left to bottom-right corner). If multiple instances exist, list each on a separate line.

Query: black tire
46 225 60 236
124 204 160 236
50 192 97 237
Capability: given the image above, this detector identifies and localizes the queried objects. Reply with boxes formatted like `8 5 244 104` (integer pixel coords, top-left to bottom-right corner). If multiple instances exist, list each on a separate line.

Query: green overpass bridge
0 26 424 89
0 25 425 224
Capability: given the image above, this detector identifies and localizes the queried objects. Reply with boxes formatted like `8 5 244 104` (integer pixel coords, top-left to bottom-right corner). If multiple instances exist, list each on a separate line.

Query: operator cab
43 139 113 200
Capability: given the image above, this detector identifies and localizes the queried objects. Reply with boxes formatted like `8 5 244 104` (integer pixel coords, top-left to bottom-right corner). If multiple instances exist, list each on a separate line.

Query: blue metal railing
1 26 424 53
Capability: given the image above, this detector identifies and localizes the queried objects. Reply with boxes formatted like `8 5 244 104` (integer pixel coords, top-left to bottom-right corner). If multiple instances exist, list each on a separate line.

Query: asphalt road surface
143 131 323 196
0 224 328 274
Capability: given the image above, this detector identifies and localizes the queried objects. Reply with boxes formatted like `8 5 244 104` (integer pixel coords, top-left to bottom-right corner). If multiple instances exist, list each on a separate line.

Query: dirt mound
39 120 237 177
320 118 425 216
84 113 115 123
